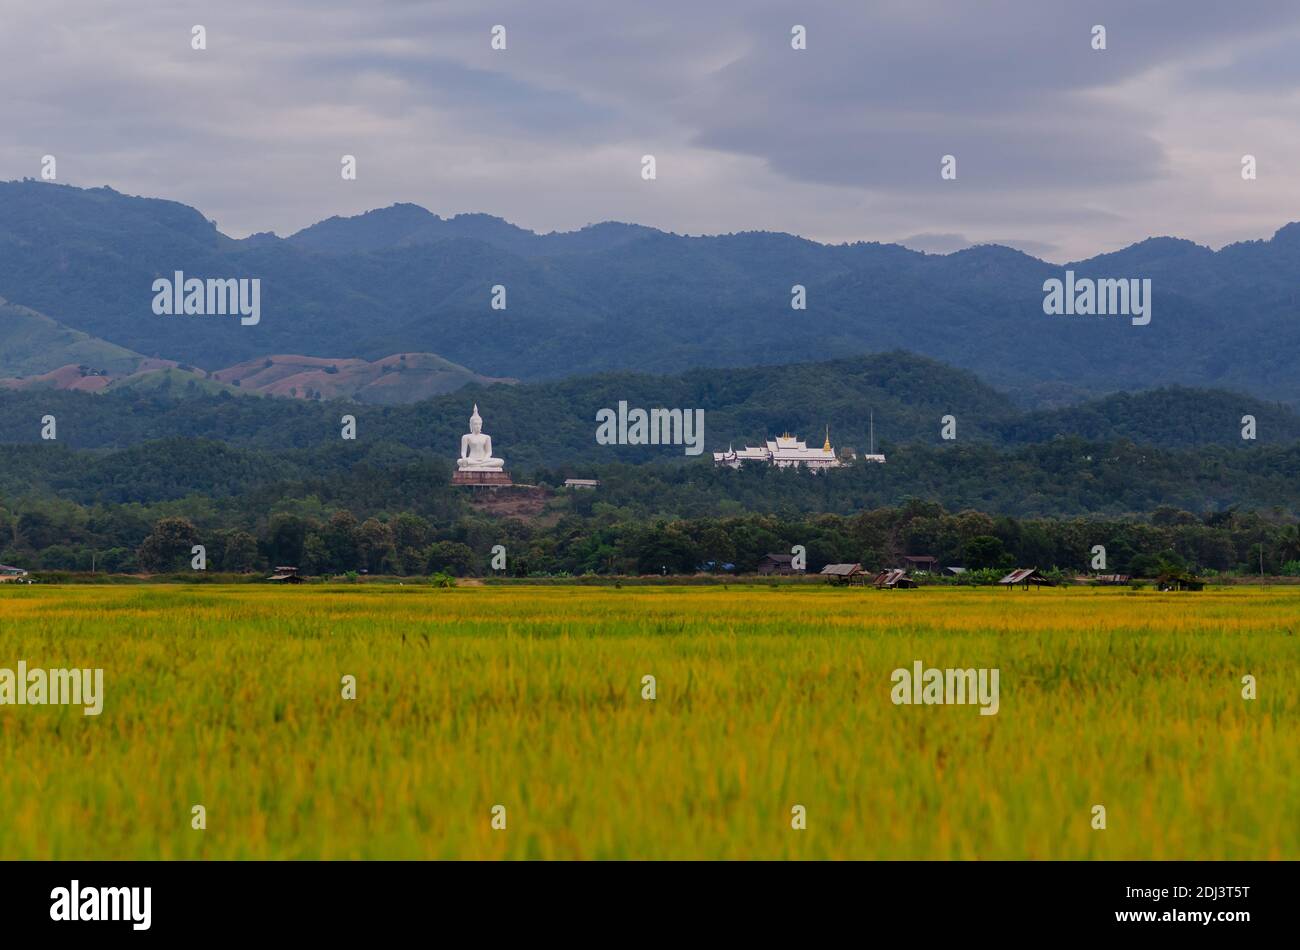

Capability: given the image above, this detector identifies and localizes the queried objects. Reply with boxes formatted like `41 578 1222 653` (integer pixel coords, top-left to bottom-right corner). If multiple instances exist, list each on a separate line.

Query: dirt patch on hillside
466 484 556 522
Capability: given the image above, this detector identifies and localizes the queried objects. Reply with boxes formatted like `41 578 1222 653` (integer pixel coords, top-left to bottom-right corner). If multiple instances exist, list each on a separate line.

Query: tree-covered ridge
4 490 1297 581
2 351 1297 465
3 352 1298 574
3 433 1300 520
1004 387 1300 447
7 181 1300 404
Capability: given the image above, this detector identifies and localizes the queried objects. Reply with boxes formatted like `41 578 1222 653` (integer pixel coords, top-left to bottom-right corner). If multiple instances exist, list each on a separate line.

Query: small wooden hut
998 567 1054 590
820 563 866 586
757 553 800 576
874 569 917 589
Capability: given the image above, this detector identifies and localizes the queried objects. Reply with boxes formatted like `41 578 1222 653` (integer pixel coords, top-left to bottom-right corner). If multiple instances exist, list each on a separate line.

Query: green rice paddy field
0 584 1296 859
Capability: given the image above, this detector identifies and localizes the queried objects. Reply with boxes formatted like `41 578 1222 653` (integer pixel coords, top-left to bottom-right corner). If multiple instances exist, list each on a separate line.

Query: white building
714 429 877 472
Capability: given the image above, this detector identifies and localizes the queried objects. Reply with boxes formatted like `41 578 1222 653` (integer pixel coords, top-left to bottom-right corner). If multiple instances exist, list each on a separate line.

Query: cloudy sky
3 0 1299 261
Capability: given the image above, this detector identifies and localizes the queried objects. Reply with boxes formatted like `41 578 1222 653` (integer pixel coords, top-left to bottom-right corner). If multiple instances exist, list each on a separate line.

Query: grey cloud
0 0 1297 263
1184 29 1300 91
898 233 974 254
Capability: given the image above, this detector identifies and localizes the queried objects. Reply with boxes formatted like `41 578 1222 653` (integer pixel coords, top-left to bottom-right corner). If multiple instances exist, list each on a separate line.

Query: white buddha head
469 404 483 434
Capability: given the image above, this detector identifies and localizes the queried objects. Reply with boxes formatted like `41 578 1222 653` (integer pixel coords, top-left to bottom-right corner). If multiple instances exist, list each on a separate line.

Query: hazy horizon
14 177 1300 266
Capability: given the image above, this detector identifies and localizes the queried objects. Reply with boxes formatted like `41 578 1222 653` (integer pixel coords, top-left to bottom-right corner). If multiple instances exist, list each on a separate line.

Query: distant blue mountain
3 180 1300 406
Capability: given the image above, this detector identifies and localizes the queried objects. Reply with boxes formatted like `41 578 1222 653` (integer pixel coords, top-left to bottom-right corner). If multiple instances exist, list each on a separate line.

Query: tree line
4 497 1298 579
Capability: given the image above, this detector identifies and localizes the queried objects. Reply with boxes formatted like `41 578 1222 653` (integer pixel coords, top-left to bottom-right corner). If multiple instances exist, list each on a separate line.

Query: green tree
425 541 474 576
137 517 199 573
962 535 1010 570
223 530 259 573
266 513 311 568
358 518 396 574
1128 553 1162 578
322 510 361 573
303 533 329 575
392 513 432 552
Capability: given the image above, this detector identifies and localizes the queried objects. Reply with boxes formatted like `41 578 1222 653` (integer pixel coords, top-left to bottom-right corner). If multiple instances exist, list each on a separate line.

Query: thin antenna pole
869 410 874 455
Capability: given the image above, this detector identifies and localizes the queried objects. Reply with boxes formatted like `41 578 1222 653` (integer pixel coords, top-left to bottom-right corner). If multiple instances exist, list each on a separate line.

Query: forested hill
2 351 1297 467
7 181 1300 405
4 353 1300 523
2 436 1300 522
1004 387 1300 448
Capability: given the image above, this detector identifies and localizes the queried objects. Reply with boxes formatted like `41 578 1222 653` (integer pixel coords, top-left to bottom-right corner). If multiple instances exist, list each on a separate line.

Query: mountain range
3 180 1300 407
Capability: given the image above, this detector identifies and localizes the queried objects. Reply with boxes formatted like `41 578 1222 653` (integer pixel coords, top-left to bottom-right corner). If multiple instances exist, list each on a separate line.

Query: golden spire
823 424 832 453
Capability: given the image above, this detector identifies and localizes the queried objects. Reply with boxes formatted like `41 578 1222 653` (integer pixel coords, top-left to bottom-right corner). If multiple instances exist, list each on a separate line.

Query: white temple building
714 428 879 472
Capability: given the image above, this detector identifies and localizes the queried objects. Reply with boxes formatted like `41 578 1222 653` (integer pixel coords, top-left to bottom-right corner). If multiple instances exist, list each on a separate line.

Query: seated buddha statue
458 404 505 471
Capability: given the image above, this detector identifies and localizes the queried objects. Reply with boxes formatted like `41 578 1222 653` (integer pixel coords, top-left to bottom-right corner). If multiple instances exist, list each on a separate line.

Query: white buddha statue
458 404 505 472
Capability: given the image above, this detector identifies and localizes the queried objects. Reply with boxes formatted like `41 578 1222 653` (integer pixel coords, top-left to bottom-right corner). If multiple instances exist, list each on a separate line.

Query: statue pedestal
452 470 513 487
